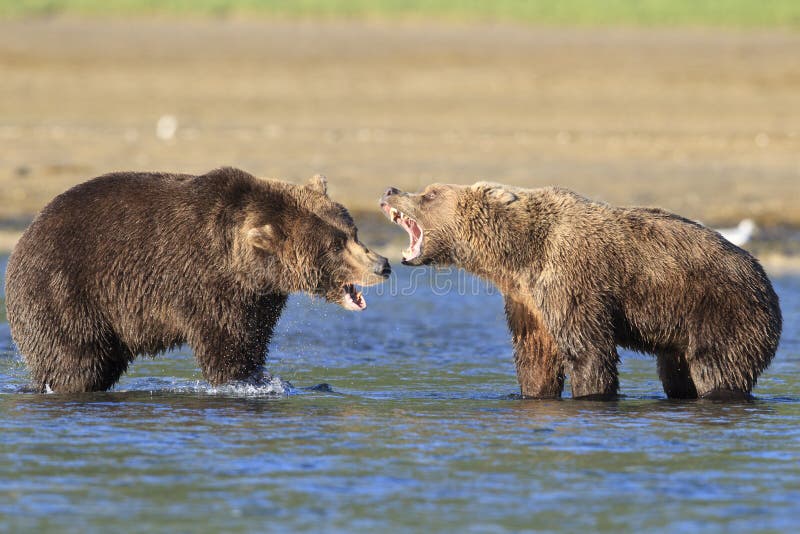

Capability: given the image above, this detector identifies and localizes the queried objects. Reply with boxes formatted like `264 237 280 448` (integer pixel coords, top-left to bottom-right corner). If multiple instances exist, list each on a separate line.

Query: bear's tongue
382 205 423 262
342 284 366 311
401 218 423 262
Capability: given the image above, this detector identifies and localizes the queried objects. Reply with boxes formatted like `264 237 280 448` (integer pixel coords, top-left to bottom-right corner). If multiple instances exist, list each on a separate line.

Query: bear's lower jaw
401 256 427 267
402 241 423 263
381 203 424 262
341 283 367 311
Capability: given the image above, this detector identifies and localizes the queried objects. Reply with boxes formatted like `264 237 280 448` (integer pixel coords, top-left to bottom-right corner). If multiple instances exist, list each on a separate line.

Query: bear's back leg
686 346 754 400
657 350 698 399
11 296 133 393
30 335 132 393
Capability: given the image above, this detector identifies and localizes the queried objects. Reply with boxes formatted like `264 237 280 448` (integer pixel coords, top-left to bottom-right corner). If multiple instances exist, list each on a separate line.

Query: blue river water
1 255 799 533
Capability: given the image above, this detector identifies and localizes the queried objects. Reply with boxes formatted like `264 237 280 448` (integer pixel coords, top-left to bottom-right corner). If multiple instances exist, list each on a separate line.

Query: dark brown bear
381 182 781 400
6 168 390 393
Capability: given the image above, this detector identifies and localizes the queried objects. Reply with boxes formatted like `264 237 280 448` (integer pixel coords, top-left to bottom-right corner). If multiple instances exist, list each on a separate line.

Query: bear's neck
457 198 551 294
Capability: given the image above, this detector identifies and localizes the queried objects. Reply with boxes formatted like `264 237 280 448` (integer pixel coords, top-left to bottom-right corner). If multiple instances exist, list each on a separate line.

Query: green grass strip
1 0 800 28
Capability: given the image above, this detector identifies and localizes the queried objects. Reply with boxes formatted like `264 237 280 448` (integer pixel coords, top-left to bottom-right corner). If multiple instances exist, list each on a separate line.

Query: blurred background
1 1 799 261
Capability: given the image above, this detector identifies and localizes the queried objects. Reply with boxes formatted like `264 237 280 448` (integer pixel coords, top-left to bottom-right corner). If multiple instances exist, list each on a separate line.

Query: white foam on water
204 375 291 397
9 374 296 397
143 374 293 397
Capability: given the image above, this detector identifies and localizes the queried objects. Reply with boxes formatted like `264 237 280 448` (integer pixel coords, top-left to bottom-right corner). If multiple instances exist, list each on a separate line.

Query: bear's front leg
556 319 620 399
190 326 271 385
504 297 564 398
186 295 287 386
565 347 620 400
538 292 620 400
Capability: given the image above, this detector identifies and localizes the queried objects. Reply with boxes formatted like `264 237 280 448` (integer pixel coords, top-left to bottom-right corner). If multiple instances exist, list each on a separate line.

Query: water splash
202 375 292 397
122 375 294 397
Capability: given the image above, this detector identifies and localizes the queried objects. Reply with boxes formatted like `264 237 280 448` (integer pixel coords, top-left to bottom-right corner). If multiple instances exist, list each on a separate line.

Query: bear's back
5 169 266 325
529 186 778 322
11 172 194 278
534 187 755 268
14 167 263 260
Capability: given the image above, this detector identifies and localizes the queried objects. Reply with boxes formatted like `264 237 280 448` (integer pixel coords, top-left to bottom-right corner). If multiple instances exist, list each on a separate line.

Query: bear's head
244 175 390 310
380 182 519 268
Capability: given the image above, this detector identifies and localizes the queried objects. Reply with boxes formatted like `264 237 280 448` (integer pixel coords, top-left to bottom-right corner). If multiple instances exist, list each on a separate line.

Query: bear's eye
422 190 438 201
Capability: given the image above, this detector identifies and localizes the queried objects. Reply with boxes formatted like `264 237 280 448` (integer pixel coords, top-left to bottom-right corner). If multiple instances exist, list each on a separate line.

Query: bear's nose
384 187 400 197
374 257 391 277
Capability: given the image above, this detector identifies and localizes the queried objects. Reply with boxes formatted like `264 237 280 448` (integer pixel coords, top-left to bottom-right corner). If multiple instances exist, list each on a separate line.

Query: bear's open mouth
381 203 423 262
342 283 366 311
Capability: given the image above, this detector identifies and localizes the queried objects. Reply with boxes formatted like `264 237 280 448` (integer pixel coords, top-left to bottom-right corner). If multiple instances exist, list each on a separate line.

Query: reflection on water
1 256 799 532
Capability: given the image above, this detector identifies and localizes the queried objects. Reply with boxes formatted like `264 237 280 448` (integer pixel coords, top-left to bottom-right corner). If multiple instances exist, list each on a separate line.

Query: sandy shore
1 18 799 253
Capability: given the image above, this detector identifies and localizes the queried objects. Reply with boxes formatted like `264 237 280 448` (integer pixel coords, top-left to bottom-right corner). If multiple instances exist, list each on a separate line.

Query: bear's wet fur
381 183 782 400
6 167 389 393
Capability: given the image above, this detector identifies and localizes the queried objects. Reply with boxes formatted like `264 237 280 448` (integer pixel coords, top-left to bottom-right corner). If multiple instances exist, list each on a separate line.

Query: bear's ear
472 182 518 205
306 174 328 195
247 224 280 252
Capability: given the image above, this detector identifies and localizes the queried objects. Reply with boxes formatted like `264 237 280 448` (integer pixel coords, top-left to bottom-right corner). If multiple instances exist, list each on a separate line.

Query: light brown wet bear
6 167 390 393
381 182 781 400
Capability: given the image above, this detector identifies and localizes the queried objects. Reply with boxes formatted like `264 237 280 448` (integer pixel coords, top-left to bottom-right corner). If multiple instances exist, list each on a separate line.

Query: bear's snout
374 256 391 278
383 186 401 198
